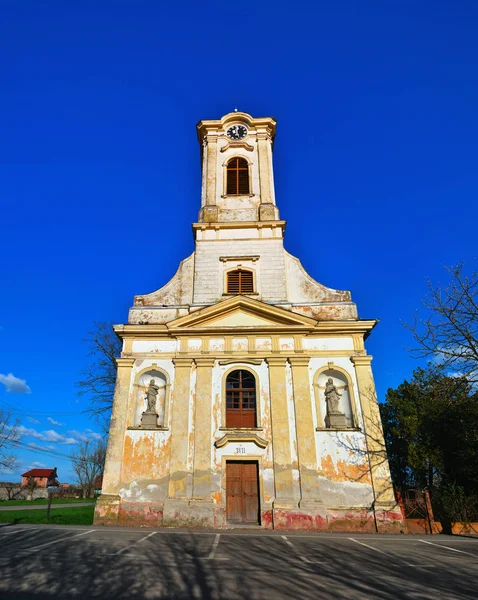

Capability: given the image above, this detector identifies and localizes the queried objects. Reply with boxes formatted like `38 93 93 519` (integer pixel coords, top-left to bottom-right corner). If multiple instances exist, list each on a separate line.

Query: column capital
266 357 288 367
173 357 194 367
194 357 216 368
288 356 310 367
351 355 373 367
115 357 135 368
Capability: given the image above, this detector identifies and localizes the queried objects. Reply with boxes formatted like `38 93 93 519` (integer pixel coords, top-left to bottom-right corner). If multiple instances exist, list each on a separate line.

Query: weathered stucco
95 111 401 532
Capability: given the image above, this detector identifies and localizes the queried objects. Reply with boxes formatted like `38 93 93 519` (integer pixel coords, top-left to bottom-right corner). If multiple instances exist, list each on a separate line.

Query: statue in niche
324 377 347 428
140 378 160 428
324 378 341 413
145 379 159 412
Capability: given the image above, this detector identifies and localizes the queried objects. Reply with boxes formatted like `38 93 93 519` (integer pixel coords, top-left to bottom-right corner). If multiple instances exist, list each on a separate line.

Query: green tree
381 366 478 497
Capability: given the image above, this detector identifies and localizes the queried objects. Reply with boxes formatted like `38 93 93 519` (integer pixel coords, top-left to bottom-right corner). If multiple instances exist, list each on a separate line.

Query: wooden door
226 461 259 524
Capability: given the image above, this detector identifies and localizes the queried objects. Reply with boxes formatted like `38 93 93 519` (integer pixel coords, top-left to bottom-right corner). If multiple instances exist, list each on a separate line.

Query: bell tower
196 111 280 223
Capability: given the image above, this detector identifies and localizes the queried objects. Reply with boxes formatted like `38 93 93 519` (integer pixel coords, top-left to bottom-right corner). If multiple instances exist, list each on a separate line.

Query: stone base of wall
94 498 405 533
0 486 49 501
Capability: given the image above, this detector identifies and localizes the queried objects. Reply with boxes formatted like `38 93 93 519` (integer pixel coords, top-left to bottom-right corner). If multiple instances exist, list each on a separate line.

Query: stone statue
141 379 160 428
324 378 341 413
145 379 159 412
324 377 347 428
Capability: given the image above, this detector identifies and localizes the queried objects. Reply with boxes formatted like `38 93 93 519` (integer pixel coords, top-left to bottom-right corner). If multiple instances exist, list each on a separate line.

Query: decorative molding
350 355 373 367
115 357 135 368
219 255 260 262
220 141 255 153
219 427 264 432
218 358 263 366
215 432 268 449
194 357 216 367
127 426 169 431
288 356 310 367
315 427 361 432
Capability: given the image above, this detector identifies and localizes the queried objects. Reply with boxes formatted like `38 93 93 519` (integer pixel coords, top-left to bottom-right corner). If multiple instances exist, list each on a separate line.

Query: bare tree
25 475 37 501
405 263 478 381
2 482 22 500
76 321 121 431
70 439 107 498
0 409 19 472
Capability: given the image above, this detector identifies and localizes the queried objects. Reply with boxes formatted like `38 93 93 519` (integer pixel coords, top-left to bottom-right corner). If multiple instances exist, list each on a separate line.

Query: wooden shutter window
227 269 254 294
226 158 249 195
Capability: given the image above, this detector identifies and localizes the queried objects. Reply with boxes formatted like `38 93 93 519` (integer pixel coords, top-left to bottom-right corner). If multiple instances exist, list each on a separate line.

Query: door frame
221 455 263 526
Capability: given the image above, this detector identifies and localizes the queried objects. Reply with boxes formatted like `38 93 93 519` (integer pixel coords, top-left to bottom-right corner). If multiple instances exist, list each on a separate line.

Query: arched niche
315 368 356 429
134 369 169 427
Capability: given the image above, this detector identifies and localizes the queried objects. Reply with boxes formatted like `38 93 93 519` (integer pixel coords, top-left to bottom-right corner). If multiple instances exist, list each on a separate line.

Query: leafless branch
404 263 478 381
76 321 121 431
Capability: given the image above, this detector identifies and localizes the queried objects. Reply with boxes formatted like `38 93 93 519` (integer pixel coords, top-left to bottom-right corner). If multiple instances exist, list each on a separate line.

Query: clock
226 125 248 140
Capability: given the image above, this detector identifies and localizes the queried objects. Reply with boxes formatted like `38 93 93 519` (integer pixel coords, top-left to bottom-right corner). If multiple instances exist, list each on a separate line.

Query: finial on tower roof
234 107 238 112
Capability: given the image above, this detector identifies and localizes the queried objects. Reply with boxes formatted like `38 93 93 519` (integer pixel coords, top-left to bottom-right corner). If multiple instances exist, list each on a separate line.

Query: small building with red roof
21 468 56 488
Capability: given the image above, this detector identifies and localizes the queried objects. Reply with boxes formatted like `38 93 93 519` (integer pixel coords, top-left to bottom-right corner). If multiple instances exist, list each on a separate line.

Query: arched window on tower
226 157 250 195
227 269 254 294
226 370 257 428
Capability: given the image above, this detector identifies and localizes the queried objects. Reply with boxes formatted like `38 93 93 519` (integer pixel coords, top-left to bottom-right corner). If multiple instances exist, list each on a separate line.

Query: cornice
192 220 286 231
194 357 216 367
215 432 268 449
288 356 311 367
115 357 135 368
114 319 377 339
197 113 276 143
350 355 374 366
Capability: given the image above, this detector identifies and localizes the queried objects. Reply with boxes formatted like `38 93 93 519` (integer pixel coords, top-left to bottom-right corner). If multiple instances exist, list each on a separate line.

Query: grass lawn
0 498 96 507
0 505 95 525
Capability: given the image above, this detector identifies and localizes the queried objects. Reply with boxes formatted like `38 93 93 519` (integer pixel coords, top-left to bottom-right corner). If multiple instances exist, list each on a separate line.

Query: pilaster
289 356 321 507
101 357 135 496
257 132 276 212
350 356 397 511
192 357 216 500
206 133 218 206
266 357 296 508
167 357 193 499
94 357 135 525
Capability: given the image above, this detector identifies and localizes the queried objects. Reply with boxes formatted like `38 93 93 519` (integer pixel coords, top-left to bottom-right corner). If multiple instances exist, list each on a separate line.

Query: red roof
22 469 55 478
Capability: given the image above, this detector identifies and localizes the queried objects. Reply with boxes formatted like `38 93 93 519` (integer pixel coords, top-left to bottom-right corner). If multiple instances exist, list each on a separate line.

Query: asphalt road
0 524 477 599
0 502 94 511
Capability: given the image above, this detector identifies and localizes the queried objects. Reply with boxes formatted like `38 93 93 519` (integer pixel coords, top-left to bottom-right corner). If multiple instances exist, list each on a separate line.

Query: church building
95 111 403 531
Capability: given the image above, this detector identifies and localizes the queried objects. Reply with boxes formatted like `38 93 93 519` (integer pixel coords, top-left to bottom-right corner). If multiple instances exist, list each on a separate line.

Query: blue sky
1 1 477 482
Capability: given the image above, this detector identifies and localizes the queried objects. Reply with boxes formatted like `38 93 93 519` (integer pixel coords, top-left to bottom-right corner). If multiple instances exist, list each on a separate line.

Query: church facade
95 112 403 531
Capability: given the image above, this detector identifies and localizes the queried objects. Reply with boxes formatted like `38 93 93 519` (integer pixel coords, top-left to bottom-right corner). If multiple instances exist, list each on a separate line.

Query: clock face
226 125 247 140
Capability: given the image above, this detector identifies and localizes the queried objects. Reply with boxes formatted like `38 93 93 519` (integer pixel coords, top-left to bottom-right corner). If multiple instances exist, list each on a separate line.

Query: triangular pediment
167 296 318 331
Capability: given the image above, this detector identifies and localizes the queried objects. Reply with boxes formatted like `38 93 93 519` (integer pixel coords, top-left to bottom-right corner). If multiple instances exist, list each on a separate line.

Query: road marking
418 539 478 557
202 533 229 560
281 535 324 564
348 538 389 555
109 531 158 556
26 529 96 552
0 527 39 536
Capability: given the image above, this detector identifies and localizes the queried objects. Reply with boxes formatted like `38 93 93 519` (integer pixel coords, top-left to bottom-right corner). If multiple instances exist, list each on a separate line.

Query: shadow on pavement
0 530 476 599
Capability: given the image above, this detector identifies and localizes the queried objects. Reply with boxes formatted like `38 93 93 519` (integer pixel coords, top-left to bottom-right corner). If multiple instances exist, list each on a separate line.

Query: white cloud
0 373 31 394
29 461 46 468
17 425 78 445
47 417 65 427
27 417 41 425
68 429 103 443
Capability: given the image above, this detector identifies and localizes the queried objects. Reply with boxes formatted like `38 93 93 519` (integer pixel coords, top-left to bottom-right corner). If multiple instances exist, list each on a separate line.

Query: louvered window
226 370 257 428
226 158 249 195
227 269 254 294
